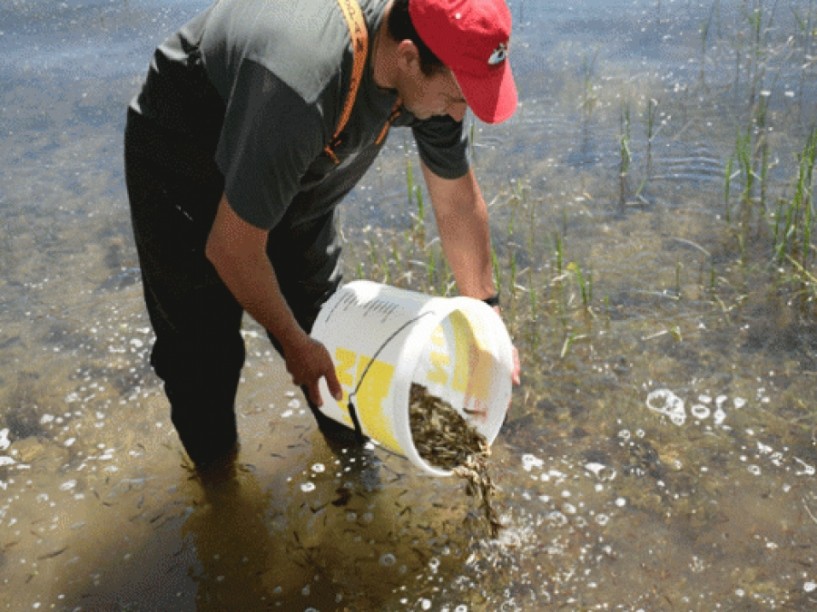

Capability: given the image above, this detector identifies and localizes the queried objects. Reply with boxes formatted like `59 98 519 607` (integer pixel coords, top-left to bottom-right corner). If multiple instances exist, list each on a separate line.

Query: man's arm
205 193 343 406
421 162 521 384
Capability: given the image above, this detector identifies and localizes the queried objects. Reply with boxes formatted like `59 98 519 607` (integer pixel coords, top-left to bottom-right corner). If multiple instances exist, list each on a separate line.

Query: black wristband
482 293 500 307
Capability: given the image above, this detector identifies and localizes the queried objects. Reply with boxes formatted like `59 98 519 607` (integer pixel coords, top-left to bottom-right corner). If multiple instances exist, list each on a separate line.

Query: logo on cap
488 42 509 66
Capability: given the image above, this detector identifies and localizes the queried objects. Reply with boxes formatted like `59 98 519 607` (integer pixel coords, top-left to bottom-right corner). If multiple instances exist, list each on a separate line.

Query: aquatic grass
697 1 719 87
619 102 632 211
559 331 589 360
405 157 427 250
579 50 600 122
645 97 659 176
724 154 735 223
773 125 817 295
567 261 593 309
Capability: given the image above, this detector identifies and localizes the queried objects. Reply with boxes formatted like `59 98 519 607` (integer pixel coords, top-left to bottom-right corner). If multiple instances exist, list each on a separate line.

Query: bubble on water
794 458 815 477
0 428 9 451
40 414 55 425
539 469 566 483
64 438 76 447
379 552 396 567
311 463 325 474
59 480 77 491
646 388 686 425
713 407 726 426
300 482 316 493
287 398 301 410
690 404 710 420
733 397 747 409
747 465 761 476
0 457 16 467
420 598 432 610
522 453 544 472
584 462 605 476
615 497 627 507
804 581 816 593
547 511 568 527
595 513 610 526
584 462 617 481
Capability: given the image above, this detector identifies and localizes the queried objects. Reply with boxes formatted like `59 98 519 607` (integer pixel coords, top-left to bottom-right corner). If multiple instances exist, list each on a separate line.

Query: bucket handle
346 311 434 442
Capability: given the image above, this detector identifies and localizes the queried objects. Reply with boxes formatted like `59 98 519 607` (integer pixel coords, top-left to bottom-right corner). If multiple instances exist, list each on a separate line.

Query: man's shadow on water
181 434 386 610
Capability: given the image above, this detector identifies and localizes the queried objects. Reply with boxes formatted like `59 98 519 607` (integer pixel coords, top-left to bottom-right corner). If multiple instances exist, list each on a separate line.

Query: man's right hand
281 332 343 408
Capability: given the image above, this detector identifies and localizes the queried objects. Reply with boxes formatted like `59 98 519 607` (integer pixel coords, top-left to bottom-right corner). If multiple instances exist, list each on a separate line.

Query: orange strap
325 0 368 164
375 98 402 146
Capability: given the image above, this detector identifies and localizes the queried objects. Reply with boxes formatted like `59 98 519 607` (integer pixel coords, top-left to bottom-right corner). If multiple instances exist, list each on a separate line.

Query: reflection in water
2 0 817 609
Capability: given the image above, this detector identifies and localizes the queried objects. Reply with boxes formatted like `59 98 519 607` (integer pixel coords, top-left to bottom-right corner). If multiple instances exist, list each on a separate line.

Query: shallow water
2 0 817 610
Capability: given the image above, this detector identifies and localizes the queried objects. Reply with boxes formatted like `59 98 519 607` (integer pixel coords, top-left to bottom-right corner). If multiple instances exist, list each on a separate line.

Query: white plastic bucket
310 280 514 476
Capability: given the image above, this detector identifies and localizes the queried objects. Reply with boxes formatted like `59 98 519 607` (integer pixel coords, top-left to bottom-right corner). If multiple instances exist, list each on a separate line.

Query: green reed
774 126 817 282
580 51 600 122
619 102 632 210
567 261 593 309
405 157 427 250
645 97 659 176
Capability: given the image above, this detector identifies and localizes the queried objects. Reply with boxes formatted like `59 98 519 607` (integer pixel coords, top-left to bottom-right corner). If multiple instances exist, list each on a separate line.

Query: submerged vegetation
348 0 817 338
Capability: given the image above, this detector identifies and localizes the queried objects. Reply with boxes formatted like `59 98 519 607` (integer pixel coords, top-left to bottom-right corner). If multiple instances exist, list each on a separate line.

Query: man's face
400 68 468 122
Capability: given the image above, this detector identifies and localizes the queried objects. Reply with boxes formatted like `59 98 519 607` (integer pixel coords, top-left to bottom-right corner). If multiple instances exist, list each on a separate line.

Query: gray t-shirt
130 0 470 230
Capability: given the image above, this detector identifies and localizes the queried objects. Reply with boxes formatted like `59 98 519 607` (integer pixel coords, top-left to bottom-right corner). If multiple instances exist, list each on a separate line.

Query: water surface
1 0 816 609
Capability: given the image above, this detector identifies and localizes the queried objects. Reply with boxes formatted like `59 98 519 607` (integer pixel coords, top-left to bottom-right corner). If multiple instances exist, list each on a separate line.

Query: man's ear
395 39 422 75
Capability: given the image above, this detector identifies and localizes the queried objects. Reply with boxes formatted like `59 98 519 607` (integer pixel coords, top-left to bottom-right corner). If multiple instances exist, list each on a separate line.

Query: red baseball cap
409 0 518 124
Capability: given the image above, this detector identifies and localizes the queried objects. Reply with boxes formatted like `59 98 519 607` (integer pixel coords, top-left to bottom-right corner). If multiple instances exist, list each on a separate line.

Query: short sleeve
215 59 327 229
411 115 470 179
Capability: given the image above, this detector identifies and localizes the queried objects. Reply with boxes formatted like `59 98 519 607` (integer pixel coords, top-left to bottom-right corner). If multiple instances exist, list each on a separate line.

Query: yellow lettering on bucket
355 359 402 454
332 347 359 427
465 344 492 401
426 325 450 386
335 347 358 389
332 348 402 453
449 314 470 393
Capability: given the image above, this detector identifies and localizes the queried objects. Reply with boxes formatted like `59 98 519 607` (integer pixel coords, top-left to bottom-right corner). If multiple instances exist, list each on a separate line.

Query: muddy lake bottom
2 0 817 609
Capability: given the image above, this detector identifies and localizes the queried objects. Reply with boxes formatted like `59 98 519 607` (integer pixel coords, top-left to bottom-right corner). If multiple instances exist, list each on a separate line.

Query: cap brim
454 61 518 124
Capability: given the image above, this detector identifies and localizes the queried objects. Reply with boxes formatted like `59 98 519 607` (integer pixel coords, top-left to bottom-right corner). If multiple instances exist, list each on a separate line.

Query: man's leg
125 112 244 468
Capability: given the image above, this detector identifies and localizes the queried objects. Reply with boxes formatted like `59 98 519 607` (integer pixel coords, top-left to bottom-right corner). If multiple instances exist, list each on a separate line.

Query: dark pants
124 110 343 466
